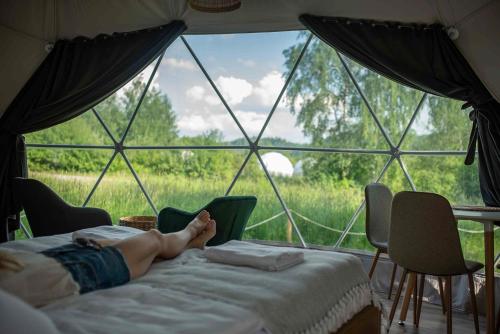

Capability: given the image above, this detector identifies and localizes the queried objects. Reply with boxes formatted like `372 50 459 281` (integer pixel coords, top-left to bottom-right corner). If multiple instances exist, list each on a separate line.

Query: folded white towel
205 240 304 271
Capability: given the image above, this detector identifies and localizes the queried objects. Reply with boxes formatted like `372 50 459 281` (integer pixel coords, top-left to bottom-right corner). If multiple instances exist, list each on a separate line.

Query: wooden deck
381 295 486 333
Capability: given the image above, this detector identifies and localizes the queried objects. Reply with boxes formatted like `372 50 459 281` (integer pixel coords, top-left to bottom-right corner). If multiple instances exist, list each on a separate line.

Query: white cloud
186 86 205 100
233 110 267 135
252 70 286 107
215 76 253 105
137 65 160 89
162 57 196 71
205 95 221 106
263 108 308 143
177 114 209 132
237 58 256 67
176 107 307 143
185 85 222 106
177 109 238 136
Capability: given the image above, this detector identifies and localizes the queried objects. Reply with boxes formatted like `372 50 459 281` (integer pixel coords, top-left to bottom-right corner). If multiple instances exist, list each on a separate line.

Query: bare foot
186 210 210 238
188 219 216 250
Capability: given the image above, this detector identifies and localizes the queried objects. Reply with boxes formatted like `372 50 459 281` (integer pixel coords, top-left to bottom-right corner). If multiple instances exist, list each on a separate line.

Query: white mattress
1 226 374 334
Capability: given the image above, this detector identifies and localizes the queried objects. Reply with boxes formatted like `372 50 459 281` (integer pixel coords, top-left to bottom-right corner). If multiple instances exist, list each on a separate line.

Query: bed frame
335 305 381 334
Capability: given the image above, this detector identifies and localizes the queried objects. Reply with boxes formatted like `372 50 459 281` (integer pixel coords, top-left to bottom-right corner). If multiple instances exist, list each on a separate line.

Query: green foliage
282 34 480 203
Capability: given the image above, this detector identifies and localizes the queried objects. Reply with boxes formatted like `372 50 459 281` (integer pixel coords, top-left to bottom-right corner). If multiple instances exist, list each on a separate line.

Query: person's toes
198 210 210 224
187 211 210 236
188 221 216 250
206 220 216 238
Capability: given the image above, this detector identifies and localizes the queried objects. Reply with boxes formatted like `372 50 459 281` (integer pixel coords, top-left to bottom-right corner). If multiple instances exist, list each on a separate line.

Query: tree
282 33 480 203
123 80 178 145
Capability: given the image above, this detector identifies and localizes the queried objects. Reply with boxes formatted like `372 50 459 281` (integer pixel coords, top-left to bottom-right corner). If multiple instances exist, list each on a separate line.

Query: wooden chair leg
389 269 408 329
388 263 397 300
368 249 381 279
416 274 425 328
438 276 446 314
413 273 418 325
445 276 453 334
467 273 480 334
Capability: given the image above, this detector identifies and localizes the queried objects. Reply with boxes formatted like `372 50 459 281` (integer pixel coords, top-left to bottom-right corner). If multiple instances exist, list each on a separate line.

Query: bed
0 226 381 334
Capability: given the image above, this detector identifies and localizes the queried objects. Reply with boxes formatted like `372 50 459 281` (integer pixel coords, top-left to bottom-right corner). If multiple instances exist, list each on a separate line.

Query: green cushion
157 196 257 246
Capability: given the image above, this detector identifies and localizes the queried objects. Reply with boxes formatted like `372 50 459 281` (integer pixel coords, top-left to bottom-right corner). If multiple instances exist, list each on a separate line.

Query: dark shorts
41 243 130 294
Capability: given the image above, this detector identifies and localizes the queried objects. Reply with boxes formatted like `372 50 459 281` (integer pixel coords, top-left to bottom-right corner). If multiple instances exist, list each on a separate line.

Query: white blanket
205 240 304 271
1 226 374 334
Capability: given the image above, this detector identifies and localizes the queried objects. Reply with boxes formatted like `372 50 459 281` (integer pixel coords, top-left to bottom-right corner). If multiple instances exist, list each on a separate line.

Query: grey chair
388 191 482 334
13 177 112 237
365 183 398 299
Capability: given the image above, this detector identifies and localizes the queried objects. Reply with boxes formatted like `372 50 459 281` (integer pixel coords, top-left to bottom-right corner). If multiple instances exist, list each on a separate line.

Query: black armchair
13 177 112 237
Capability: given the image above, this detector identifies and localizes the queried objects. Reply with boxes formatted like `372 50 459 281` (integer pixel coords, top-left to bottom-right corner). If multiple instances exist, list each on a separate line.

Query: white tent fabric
1 0 499 116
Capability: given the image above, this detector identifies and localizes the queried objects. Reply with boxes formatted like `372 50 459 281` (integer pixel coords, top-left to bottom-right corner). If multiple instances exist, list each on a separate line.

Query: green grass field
16 171 500 265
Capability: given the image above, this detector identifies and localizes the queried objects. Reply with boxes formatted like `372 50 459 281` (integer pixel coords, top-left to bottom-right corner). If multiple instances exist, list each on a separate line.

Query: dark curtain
300 14 500 207
0 20 186 241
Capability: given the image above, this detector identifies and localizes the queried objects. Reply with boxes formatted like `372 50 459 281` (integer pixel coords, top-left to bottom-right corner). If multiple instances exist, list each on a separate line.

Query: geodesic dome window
22 31 485 262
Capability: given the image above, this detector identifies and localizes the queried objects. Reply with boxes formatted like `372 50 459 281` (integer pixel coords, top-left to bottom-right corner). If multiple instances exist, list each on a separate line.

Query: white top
0 249 79 307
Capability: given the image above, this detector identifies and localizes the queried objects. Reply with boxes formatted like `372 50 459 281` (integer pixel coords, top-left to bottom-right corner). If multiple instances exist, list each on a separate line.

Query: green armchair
157 196 257 246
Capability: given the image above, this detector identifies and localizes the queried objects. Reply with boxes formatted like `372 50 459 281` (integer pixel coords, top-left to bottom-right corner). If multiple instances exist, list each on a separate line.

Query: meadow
16 171 500 266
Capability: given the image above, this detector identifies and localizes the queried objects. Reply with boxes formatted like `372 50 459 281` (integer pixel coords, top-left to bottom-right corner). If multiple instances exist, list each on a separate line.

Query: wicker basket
119 216 157 231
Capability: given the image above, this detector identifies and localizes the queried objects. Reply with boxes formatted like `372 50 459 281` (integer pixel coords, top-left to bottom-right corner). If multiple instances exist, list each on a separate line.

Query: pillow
0 289 60 334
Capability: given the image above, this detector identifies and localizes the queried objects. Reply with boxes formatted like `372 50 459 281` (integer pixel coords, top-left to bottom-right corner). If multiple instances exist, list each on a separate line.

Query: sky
120 31 435 145
128 31 311 143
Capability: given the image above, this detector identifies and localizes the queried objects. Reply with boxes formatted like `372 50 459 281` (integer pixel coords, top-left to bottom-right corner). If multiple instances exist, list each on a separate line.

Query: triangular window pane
402 156 481 205
401 94 471 151
262 150 386 247
125 149 250 211
94 60 160 142
343 56 425 146
25 111 113 146
227 154 298 244
261 37 388 150
184 31 303 140
26 148 115 206
127 39 244 146
86 154 154 224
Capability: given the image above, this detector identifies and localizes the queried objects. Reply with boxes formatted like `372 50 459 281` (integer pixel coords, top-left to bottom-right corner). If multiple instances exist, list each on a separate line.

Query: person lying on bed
0 210 216 307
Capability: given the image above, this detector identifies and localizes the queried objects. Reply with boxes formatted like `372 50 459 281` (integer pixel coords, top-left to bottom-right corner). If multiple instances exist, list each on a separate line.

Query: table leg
484 221 495 334
399 272 416 323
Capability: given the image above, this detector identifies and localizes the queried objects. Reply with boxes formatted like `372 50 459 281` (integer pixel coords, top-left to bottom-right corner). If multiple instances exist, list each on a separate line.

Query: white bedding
1 226 374 334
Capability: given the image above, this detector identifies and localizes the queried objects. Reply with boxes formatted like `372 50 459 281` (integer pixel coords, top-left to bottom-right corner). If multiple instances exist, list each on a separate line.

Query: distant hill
226 136 307 148
226 137 307 160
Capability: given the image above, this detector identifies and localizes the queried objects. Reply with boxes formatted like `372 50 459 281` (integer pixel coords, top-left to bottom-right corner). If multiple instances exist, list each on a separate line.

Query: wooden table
398 207 499 334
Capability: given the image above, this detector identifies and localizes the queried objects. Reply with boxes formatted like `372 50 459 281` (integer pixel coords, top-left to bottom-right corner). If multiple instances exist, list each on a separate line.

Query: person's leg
111 211 215 279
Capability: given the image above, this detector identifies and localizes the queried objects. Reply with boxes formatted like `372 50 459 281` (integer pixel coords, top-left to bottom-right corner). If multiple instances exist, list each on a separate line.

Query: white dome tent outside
260 152 294 177
293 158 316 177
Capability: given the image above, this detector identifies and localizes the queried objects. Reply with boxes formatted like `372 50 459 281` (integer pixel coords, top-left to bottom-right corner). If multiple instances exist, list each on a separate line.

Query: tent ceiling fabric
1 0 499 117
